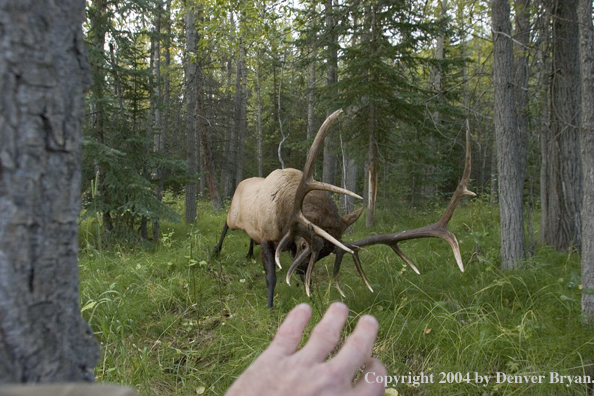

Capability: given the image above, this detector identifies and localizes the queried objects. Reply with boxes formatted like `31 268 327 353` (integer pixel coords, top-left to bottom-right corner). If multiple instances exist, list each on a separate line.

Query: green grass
78 197 594 395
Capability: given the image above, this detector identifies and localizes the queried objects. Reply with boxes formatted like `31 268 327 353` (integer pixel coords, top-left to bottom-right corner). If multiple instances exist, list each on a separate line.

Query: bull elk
214 109 474 308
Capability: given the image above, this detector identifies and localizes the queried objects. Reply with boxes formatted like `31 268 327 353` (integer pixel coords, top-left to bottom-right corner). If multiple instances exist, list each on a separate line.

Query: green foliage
80 198 593 395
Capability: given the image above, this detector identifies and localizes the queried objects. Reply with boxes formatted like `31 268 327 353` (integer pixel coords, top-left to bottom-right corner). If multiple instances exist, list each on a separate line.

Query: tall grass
79 197 593 395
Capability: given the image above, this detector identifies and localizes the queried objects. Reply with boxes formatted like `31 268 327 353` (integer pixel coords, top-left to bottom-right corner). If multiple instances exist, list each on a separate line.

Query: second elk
214 109 475 308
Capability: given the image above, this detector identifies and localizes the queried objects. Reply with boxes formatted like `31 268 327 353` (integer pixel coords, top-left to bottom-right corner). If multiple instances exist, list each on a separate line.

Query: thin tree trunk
256 61 263 177
152 0 163 240
578 0 594 315
185 10 198 224
278 54 287 169
221 14 236 198
366 105 378 228
196 60 223 211
141 24 156 239
340 136 357 214
90 0 112 232
307 59 316 140
492 0 526 269
234 38 247 186
540 0 583 250
323 0 338 185
0 0 100 381
366 5 378 227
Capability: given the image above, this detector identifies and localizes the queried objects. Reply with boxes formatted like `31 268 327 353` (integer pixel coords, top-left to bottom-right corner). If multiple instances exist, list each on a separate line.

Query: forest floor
79 196 593 396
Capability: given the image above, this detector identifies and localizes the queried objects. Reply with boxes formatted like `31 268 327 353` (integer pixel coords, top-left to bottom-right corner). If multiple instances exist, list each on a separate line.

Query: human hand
225 302 386 396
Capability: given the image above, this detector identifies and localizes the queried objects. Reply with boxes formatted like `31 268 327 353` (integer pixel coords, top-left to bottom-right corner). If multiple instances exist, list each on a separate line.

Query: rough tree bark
578 0 594 316
492 0 526 269
185 10 198 224
540 0 583 250
0 0 100 382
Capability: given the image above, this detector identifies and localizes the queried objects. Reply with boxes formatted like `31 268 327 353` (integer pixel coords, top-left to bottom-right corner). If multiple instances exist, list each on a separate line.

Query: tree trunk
141 7 157 240
578 0 594 316
234 39 247 187
366 106 378 228
514 0 530 184
0 0 100 381
154 0 171 240
540 0 583 250
152 1 164 240
323 0 338 186
90 0 112 232
492 0 526 269
185 10 198 224
195 27 223 212
221 13 236 198
307 59 316 140
340 143 358 215
256 62 264 177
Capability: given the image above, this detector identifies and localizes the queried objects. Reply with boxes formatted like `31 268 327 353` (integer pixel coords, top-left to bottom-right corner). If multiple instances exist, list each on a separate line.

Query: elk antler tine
275 232 293 269
333 250 346 297
304 250 318 297
437 231 465 272
286 246 311 286
352 251 373 292
334 277 346 298
390 245 421 275
302 109 343 178
310 223 354 254
308 181 363 200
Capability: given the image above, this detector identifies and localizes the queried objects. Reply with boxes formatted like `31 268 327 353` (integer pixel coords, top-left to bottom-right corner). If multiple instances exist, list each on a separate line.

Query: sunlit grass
78 196 593 395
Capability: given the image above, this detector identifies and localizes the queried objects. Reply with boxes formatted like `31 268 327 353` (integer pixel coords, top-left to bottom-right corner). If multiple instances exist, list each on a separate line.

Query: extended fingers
300 302 349 362
269 303 312 356
331 315 379 375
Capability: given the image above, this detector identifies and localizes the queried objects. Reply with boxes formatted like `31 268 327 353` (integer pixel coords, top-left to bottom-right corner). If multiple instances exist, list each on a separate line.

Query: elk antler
274 109 362 294
331 127 476 296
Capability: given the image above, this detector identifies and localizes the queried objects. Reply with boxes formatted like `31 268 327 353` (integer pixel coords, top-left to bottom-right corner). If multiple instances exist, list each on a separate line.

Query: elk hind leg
261 240 277 308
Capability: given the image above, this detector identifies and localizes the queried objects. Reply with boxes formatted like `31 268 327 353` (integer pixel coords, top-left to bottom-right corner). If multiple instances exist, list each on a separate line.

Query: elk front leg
213 222 229 257
261 240 277 308
247 239 255 259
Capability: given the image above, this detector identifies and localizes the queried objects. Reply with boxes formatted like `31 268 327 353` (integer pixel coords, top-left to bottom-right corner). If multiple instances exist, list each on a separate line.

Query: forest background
74 0 594 394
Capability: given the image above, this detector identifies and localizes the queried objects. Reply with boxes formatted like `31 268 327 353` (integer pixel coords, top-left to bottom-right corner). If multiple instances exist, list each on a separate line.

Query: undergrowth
78 196 593 396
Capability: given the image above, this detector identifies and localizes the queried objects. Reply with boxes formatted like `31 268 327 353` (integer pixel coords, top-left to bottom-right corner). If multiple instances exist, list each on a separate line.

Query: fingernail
361 315 378 327
331 301 349 313
295 303 312 313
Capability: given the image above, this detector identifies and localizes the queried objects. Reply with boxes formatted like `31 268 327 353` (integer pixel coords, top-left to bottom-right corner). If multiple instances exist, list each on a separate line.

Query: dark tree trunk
195 41 223 212
221 14 237 199
366 106 378 228
492 0 526 269
89 0 112 232
540 0 583 250
0 0 100 382
256 62 264 177
234 39 247 187
154 0 171 240
307 59 316 140
152 0 164 240
578 0 594 316
323 0 338 186
185 11 198 223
